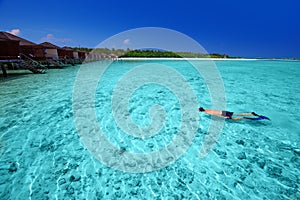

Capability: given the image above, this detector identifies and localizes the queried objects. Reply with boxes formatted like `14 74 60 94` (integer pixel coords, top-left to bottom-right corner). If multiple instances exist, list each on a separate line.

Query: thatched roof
0 31 37 46
40 42 60 49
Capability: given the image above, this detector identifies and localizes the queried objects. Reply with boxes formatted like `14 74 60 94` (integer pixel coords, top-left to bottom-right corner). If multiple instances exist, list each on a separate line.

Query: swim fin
243 115 270 120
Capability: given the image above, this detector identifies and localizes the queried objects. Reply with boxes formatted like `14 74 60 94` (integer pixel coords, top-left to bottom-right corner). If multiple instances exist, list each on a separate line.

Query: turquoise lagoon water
0 60 299 199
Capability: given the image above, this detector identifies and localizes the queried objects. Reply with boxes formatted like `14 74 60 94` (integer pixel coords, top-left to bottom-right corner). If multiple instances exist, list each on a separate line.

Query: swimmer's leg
231 117 247 121
234 112 259 116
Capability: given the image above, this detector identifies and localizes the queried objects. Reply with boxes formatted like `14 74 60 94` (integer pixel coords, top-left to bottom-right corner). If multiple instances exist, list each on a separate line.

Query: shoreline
118 57 257 61
117 57 299 61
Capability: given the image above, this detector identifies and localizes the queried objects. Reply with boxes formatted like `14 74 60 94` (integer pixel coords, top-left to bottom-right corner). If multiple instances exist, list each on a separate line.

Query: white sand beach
118 57 259 61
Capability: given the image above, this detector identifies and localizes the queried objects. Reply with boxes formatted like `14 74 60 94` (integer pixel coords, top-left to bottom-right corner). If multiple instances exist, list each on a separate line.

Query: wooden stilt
1 63 8 77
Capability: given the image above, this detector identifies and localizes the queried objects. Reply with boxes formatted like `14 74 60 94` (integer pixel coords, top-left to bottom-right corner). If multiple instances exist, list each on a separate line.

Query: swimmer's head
199 107 205 112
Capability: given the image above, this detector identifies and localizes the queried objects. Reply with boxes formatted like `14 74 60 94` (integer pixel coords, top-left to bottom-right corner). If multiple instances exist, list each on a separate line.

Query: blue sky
0 0 299 58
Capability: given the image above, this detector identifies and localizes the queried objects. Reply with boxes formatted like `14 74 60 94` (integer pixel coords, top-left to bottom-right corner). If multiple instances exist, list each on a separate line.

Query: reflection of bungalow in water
0 32 44 60
40 42 60 59
0 32 19 60
58 47 74 59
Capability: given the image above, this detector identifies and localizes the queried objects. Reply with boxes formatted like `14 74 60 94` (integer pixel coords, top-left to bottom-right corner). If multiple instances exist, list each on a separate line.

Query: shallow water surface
0 60 299 199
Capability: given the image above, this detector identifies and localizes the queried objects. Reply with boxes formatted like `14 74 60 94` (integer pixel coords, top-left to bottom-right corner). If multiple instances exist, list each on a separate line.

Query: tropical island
72 47 236 58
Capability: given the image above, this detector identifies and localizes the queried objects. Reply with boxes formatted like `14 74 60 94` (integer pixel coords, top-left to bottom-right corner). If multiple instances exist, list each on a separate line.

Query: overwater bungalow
87 52 101 61
78 51 87 60
0 32 44 60
58 47 74 59
73 51 79 59
19 43 44 60
100 53 108 59
0 34 19 60
109 53 118 60
0 32 48 75
40 42 59 59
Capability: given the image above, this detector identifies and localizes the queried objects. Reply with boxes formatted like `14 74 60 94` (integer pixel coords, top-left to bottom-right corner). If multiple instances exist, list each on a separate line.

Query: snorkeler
198 107 270 121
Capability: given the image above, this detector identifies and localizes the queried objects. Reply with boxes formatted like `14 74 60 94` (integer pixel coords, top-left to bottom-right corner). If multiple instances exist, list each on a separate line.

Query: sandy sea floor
0 59 299 199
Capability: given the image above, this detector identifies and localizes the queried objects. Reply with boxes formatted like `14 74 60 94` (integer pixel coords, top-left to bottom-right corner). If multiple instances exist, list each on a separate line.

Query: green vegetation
71 47 93 52
120 50 236 58
176 52 234 58
120 50 181 58
71 47 128 56
70 47 240 58
92 48 128 56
